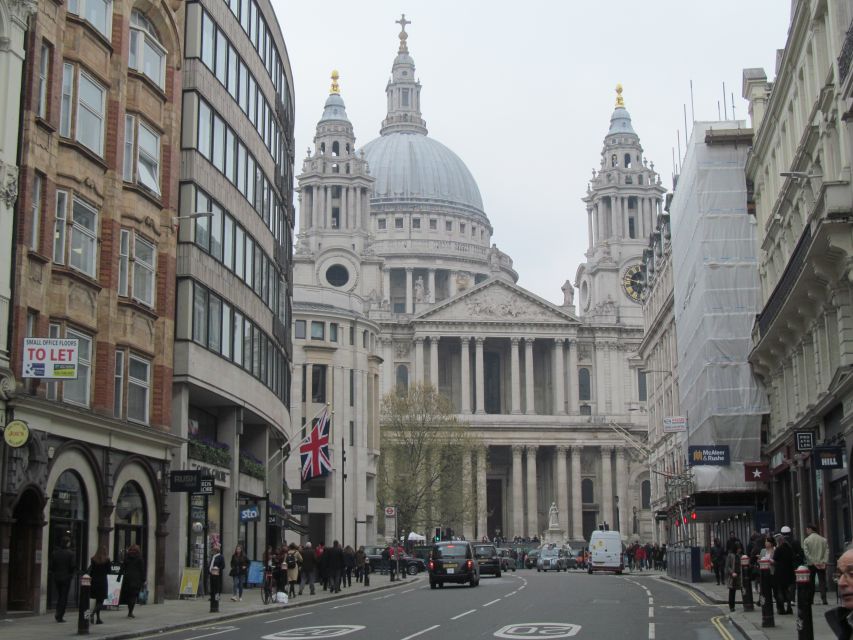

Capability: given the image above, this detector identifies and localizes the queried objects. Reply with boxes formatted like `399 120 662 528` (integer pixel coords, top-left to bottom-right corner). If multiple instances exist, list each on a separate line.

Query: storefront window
113 481 147 561
48 471 88 609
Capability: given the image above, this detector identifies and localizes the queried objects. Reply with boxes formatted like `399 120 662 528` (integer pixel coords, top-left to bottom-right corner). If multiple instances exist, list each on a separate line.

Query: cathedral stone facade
289 19 663 545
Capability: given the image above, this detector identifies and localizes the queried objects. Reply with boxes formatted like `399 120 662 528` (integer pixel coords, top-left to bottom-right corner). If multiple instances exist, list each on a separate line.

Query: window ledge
65 14 114 55
128 69 168 104
35 117 56 134
58 138 108 172
27 249 50 264
123 181 163 208
52 264 103 293
117 297 159 322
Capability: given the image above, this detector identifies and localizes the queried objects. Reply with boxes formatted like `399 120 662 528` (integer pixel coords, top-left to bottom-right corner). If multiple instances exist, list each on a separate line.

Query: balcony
839 19 853 84
755 222 812 338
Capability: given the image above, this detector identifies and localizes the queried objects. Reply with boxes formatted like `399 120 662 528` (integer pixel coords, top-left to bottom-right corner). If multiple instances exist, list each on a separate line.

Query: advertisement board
688 445 730 466
22 338 79 379
663 417 687 433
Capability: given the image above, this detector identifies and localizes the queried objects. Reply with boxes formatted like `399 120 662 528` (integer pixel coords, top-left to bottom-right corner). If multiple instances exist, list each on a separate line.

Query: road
141 571 741 640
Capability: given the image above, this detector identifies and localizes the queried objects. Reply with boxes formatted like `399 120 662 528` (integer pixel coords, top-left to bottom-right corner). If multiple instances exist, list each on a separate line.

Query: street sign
22 337 79 379
663 416 687 433
240 504 260 522
813 446 844 469
196 476 215 495
688 445 730 466
384 506 397 518
795 431 815 452
169 470 201 493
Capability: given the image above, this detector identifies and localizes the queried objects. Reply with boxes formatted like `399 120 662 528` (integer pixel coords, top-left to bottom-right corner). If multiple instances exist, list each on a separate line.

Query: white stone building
290 20 664 545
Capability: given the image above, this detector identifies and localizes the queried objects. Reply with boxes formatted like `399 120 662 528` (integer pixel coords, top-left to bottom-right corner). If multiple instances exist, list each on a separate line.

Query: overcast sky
272 0 791 304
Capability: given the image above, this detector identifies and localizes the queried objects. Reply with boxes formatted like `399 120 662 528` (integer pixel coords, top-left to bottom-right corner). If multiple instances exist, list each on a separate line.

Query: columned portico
524 339 535 415
474 337 485 414
567 339 579 413
601 446 614 529
512 445 524 537
571 446 583 540
462 452 473 540
476 448 487 538
428 269 436 303
553 339 566 414
556 446 568 533
429 336 439 386
510 337 521 414
526 445 538 536
616 447 628 534
460 337 471 413
414 337 424 383
405 267 414 314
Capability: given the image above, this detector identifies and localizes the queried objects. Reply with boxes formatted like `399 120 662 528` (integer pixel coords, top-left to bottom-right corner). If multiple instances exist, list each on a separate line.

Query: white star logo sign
752 468 763 479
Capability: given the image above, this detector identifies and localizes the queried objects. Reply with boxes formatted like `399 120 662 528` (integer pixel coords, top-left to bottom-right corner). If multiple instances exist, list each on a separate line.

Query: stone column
587 207 594 249
405 268 414 314
382 338 395 395
310 185 319 229
524 338 535 415
512 445 524 538
325 185 332 227
462 452 473 540
448 270 457 297
510 337 521 414
414 337 424 384
601 446 613 530
567 339 578 414
595 343 607 413
571 446 583 540
474 337 485 414
526 446 538 537
305 363 313 404
429 336 440 388
616 447 628 536
460 337 471 414
476 447 488 539
610 345 623 414
340 185 348 227
427 268 436 303
383 267 391 305
556 446 569 534
553 338 566 415
354 186 361 229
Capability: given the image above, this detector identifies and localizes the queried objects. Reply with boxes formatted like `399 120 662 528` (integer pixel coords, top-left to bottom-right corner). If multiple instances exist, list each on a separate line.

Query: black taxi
428 541 480 588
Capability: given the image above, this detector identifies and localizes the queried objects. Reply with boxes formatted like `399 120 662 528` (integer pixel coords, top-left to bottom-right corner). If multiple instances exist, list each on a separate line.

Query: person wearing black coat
343 545 356 588
208 544 226 612
50 537 77 623
325 540 345 593
118 544 146 618
710 538 725 585
825 547 853 639
87 546 111 624
772 533 795 615
299 543 317 595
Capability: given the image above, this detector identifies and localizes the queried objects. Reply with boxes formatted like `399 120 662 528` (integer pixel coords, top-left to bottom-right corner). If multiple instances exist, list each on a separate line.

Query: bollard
759 556 775 628
363 565 370 587
795 565 813 640
741 555 754 612
77 573 91 635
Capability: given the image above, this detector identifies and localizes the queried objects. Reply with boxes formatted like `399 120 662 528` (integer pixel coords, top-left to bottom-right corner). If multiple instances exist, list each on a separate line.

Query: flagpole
267 404 328 467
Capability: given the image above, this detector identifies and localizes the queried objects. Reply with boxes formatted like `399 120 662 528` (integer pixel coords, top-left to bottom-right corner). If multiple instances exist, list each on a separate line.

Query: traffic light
434 527 441 542
690 511 697 521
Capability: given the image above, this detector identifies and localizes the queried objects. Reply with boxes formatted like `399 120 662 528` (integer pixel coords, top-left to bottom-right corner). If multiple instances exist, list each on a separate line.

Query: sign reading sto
22 338 79 379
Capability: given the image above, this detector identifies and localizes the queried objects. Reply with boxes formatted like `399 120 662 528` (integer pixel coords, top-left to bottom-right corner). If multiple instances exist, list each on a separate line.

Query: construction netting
670 121 769 493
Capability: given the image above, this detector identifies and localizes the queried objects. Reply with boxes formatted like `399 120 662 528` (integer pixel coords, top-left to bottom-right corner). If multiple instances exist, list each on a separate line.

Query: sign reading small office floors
22 338 79 379
688 445 730 466
494 623 581 638
263 625 365 639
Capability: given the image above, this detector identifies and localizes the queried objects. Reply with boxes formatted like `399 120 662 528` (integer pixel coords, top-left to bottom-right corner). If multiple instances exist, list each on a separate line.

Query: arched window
582 478 594 503
624 153 632 168
48 470 88 608
611 154 618 167
114 481 148 560
332 141 340 156
320 142 325 154
130 10 166 88
578 367 591 401
641 480 651 509
395 365 408 395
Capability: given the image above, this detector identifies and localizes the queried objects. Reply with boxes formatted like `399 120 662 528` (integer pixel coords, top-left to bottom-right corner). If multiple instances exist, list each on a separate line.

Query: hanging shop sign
196 476 215 495
688 445 730 466
169 470 201 493
795 431 815 452
663 417 688 433
22 338 79 379
3 420 30 448
744 462 770 481
813 446 845 470
239 504 261 522
188 460 231 488
290 490 308 515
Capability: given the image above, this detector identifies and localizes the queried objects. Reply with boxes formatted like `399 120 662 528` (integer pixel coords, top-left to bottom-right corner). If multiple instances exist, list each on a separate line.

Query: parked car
537 547 566 572
563 548 578 570
524 548 540 569
362 545 425 575
472 543 501 577
498 548 517 572
428 541 480 588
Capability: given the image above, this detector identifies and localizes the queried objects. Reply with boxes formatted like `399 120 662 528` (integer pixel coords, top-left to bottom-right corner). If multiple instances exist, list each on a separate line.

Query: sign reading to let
22 338 79 379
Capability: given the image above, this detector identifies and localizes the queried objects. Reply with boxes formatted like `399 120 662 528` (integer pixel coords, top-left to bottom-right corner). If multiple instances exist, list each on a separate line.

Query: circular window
326 264 350 287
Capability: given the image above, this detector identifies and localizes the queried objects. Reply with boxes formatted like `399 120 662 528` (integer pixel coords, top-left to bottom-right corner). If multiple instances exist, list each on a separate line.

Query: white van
588 530 624 574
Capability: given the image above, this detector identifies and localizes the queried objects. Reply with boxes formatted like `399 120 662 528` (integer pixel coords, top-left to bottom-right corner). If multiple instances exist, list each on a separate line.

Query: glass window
201 12 215 68
194 190 210 251
60 63 73 137
123 115 135 182
30 173 43 251
294 320 305 339
641 480 651 509
84 0 111 39
234 225 244 279
377 218 386 230
395 217 403 229
227 43 237 96
232 311 243 365
69 198 97 278
208 294 221 352
114 350 124 417
129 10 165 88
118 228 130 296
215 29 228 85
192 283 208 344
209 202 222 260
132 235 155 306
223 215 234 270
212 115 225 172
76 72 105 155
221 302 231 359
243 320 252 371
244 238 253 288
237 143 246 193
64 329 91 406
38 42 51 119
578 367 591 401
225 128 235 183
330 323 338 342
137 122 160 194
638 370 647 402
54 191 67 264
198 100 212 158
445 220 452 231
127 355 150 424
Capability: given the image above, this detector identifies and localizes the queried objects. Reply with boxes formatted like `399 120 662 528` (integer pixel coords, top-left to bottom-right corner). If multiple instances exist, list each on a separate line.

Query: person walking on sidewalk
711 538 726 585
326 540 345 593
343 545 356 587
229 545 248 601
208 544 225 611
804 523 829 605
50 536 76 623
725 542 743 611
118 544 146 619
773 533 795 615
87 545 110 624
284 543 302 599
299 542 317 595
825 546 853 639
355 546 366 583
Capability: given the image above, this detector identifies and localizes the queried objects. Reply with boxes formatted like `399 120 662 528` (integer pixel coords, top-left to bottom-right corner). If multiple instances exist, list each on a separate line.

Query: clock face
622 264 644 303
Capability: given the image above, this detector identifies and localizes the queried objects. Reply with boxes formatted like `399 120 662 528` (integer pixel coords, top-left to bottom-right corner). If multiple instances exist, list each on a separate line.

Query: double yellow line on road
710 615 735 640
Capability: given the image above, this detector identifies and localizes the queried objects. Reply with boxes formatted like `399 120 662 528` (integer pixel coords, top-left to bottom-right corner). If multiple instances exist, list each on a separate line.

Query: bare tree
378 383 482 540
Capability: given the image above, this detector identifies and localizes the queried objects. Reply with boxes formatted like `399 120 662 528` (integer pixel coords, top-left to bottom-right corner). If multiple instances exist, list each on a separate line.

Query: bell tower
380 14 428 136
575 85 666 325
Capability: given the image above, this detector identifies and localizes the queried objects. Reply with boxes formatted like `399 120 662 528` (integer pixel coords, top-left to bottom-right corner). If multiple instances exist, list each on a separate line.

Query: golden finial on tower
615 83 625 108
330 69 340 95
396 14 411 53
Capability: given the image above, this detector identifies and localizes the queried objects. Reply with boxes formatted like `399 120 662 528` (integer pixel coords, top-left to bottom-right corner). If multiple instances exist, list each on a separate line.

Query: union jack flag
300 406 332 482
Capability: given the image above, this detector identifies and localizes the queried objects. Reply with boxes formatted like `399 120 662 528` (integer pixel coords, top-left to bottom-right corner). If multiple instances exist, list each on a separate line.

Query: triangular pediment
415 279 579 325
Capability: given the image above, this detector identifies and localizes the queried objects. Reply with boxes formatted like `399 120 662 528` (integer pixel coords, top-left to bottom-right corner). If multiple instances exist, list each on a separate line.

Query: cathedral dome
360 131 486 218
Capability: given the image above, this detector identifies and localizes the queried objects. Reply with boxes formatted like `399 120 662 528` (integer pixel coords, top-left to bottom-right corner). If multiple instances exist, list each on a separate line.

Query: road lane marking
483 599 501 607
451 609 476 620
648 597 654 605
262 625 365 640
332 601 361 609
402 588 416 593
710 615 735 640
185 627 238 640
400 624 440 640
648 606 654 618
648 622 655 639
264 612 314 624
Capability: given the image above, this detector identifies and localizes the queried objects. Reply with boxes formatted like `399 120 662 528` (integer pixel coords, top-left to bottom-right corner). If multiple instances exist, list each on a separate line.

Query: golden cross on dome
615 83 625 108
330 69 340 95
396 14 410 53
396 14 410 32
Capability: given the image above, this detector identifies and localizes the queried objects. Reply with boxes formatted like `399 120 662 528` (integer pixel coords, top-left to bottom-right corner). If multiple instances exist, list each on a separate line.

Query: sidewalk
662 569 838 640
0 574 421 640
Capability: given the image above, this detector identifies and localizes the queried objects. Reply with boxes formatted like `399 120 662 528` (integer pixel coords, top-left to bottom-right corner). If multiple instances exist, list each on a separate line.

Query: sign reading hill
688 445 730 466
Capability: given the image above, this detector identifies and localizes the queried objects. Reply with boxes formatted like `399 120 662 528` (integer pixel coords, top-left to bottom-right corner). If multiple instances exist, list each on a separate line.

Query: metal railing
839 19 853 83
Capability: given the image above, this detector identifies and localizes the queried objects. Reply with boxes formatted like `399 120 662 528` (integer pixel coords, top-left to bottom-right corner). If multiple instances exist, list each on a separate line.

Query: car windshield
433 545 467 559
540 549 558 558
473 546 495 558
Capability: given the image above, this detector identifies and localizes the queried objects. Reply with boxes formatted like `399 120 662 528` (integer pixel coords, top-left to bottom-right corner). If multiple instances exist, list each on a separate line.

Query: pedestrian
208 543 225 611
50 536 76 623
725 542 743 611
229 544 248 601
118 544 146 618
285 543 302 598
725 531 742 556
316 542 328 590
772 533 795 615
326 540 344 593
636 545 646 572
711 538 725 585
87 545 110 625
343 545 355 587
825 546 853 639
381 545 391 577
355 546 366 583
804 523 829 605
299 542 317 595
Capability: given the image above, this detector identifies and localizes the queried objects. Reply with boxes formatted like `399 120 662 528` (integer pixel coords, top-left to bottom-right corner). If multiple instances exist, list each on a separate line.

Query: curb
97 576 422 640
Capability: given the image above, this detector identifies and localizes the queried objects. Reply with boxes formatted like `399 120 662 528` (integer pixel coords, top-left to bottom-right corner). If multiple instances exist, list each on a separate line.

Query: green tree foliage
378 383 482 538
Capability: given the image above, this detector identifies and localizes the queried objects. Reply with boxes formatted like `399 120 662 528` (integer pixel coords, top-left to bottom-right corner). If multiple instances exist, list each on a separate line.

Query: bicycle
261 566 275 604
